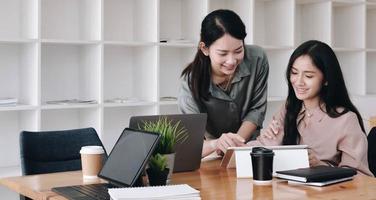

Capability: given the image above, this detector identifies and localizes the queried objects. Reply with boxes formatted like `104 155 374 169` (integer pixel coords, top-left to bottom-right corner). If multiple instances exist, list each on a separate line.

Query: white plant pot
164 153 175 181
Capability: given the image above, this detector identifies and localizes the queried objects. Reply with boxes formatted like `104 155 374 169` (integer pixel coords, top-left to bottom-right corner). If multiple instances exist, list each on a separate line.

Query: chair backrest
20 127 107 175
368 127 376 176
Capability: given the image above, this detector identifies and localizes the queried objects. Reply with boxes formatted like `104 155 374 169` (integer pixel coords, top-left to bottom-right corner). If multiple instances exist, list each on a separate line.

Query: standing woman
178 9 269 157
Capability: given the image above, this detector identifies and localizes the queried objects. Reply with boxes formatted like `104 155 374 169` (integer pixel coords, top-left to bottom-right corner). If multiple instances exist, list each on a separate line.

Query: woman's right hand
215 133 246 154
261 117 282 140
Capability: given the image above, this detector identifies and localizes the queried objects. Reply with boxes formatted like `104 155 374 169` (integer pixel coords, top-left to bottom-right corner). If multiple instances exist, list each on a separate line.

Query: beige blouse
248 105 373 176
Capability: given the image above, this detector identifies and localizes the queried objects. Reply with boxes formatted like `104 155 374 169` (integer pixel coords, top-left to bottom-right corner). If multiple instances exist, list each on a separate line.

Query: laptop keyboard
74 184 110 199
53 183 112 200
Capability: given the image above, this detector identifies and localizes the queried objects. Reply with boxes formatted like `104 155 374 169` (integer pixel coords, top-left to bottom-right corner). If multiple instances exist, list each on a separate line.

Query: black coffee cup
250 147 274 184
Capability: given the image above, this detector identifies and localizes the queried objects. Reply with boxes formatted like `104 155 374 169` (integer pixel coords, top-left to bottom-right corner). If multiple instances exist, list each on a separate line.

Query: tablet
220 145 309 178
221 145 308 168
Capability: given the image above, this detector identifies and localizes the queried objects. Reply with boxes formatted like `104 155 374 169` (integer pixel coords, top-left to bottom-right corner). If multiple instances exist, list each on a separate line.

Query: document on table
108 184 201 200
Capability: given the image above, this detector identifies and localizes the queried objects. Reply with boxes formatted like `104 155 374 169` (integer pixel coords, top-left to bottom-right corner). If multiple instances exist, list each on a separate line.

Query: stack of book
108 184 201 200
276 165 357 186
0 98 18 106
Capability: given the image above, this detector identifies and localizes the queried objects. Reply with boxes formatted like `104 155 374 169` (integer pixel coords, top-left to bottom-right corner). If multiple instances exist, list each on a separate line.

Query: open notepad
108 184 201 200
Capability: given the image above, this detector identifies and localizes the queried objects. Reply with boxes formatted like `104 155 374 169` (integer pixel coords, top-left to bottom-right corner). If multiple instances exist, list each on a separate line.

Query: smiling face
200 34 244 79
289 55 325 107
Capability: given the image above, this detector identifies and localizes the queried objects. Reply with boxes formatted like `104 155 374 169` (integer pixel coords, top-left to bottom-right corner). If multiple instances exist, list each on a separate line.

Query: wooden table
1 159 376 200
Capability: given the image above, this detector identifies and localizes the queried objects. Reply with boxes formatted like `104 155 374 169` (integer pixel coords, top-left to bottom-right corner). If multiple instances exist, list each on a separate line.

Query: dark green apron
201 76 251 139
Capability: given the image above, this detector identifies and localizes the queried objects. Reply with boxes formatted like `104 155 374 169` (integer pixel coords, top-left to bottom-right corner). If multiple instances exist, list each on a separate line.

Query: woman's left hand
216 133 246 154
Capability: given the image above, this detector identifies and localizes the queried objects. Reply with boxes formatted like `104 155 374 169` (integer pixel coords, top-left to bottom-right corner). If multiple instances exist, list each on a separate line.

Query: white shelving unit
1 1 376 190
295 1 331 45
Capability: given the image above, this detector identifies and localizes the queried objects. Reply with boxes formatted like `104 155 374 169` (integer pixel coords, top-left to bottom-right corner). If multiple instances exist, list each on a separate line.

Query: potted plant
146 153 169 186
140 117 188 178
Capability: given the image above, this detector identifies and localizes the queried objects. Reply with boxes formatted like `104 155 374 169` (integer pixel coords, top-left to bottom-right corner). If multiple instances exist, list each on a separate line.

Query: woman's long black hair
283 40 365 145
181 9 246 108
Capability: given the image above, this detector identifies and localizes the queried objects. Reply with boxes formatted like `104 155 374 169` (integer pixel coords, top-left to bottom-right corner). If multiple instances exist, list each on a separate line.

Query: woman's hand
260 117 282 140
216 133 246 154
308 149 321 167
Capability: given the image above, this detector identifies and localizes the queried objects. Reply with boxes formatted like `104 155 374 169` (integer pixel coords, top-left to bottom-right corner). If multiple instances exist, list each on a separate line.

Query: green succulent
140 117 189 154
149 153 168 171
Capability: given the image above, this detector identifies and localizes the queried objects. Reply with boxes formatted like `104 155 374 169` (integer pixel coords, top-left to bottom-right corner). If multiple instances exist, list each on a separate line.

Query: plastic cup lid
250 147 274 155
80 146 104 154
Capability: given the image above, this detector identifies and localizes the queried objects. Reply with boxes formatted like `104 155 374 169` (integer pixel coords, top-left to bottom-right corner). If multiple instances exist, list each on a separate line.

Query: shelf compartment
159 46 196 101
41 103 99 110
41 39 100 45
159 42 197 47
104 41 156 46
104 101 157 108
40 107 100 132
0 43 38 106
0 165 21 178
208 0 253 44
0 39 37 44
0 105 37 112
159 0 205 43
0 110 38 168
103 45 157 103
104 0 157 42
367 4 376 49
0 0 37 40
253 0 294 47
41 0 101 41
265 49 292 98
41 43 101 104
367 52 376 94
335 51 366 95
103 106 157 151
351 95 376 133
295 1 331 45
332 2 366 49
159 104 180 115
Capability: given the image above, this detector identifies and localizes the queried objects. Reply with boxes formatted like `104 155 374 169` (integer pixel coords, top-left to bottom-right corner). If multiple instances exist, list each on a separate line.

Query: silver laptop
129 113 207 172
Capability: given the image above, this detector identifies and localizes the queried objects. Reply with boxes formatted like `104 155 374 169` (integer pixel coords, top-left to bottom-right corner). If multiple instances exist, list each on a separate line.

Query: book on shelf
276 165 357 183
45 99 97 105
0 97 18 106
108 184 200 200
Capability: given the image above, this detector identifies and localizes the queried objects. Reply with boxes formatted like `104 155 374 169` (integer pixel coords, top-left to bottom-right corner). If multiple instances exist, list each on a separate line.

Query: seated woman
248 40 373 176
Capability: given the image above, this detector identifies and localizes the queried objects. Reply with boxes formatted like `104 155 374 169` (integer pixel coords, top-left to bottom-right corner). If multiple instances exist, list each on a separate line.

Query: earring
324 82 328 86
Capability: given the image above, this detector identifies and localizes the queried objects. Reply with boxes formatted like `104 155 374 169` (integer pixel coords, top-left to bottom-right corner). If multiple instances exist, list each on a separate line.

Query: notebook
287 176 354 187
52 128 161 200
129 113 207 172
108 184 201 200
276 165 357 182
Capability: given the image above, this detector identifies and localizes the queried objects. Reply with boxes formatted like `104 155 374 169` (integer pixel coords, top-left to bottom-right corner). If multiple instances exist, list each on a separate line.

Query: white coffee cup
80 146 105 179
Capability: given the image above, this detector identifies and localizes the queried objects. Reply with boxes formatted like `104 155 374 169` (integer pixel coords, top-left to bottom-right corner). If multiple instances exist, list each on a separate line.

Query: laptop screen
98 128 160 187
129 113 207 173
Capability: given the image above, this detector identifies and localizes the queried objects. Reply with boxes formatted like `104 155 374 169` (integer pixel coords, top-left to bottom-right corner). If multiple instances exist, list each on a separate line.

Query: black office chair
19 127 108 200
368 127 376 177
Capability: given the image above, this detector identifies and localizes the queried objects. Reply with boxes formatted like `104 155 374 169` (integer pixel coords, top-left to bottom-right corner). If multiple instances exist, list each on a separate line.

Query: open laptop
52 128 160 200
129 113 207 172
